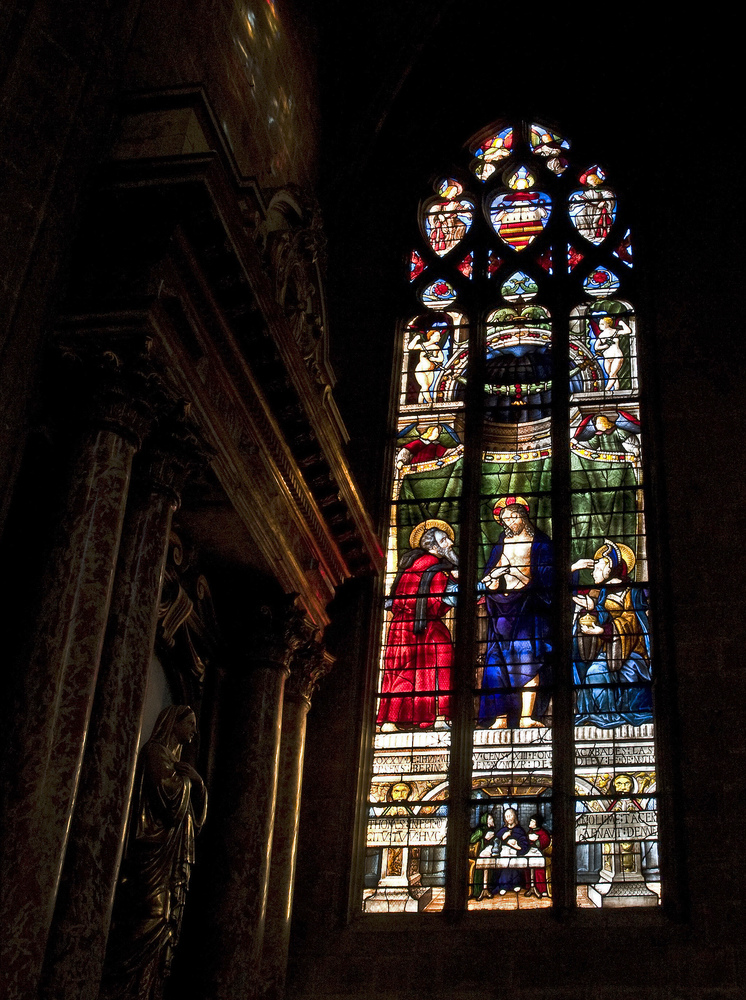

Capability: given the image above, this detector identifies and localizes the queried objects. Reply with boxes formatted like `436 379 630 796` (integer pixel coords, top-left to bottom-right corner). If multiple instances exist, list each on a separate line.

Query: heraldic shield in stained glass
362 120 660 915
489 167 551 251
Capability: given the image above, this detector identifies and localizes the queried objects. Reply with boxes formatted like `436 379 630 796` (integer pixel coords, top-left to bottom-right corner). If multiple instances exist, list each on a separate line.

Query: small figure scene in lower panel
468 785 553 909
575 764 659 908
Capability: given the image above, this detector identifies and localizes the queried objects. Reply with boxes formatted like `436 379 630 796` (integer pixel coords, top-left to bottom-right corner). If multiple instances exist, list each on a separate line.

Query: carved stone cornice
54 87 384 628
284 639 335 707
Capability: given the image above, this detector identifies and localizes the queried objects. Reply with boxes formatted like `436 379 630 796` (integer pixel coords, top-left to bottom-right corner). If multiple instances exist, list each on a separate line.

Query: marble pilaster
39 416 199 1000
197 597 316 1000
260 640 333 1000
0 356 151 1000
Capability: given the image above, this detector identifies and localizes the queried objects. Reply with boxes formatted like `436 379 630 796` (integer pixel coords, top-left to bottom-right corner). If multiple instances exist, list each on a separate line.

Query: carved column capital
252 596 318 674
57 335 165 449
139 401 210 510
285 639 334 707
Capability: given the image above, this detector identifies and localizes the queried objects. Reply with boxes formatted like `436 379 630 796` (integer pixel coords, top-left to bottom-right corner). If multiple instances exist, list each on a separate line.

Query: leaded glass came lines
362 119 660 914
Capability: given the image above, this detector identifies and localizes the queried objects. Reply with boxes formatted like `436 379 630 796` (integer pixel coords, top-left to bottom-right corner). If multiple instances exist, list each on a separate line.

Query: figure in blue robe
572 540 653 729
477 501 553 728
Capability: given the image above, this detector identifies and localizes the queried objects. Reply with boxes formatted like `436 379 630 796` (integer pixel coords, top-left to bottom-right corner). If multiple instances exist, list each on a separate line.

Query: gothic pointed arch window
362 120 660 912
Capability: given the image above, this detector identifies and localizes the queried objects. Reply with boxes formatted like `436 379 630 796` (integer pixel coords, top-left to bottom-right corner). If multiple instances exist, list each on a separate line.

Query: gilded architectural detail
139 401 209 508
56 335 166 449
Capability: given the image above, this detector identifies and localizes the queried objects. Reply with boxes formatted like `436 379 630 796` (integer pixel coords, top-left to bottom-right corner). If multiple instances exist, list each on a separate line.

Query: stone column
39 412 199 1000
260 640 333 1000
197 598 315 1000
0 352 151 1000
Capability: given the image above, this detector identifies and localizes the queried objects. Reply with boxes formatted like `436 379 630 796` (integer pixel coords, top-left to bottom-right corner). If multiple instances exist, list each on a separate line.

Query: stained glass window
362 120 660 913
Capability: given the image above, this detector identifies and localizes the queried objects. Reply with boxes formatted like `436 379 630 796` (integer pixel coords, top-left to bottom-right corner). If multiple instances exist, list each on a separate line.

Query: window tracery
362 120 659 912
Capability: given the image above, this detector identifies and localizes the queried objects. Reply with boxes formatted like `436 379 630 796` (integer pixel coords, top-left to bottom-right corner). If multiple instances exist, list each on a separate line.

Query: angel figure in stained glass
395 423 461 471
574 411 640 457
426 189 471 256
569 169 616 243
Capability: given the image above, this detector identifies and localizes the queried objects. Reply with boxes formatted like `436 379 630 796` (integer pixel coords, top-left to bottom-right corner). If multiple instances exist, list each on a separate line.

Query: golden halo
409 519 455 550
492 495 530 521
593 539 636 574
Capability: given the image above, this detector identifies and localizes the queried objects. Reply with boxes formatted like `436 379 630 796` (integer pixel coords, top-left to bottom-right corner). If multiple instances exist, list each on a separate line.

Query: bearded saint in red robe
376 520 457 730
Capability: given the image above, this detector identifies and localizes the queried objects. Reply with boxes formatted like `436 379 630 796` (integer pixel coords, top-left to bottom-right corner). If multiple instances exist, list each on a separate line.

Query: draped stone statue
101 706 207 1000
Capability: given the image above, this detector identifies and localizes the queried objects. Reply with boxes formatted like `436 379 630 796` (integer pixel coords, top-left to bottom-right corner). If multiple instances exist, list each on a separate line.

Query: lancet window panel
361 119 660 915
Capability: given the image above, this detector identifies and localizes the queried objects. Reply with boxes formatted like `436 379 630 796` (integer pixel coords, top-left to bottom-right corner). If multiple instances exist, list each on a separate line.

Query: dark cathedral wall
289 8 745 1000
0 2 743 998
0 0 318 534
0 0 321 827
120 0 319 188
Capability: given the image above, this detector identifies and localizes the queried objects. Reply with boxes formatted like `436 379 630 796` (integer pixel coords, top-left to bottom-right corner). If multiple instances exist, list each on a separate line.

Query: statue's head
172 707 197 746
149 705 197 755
